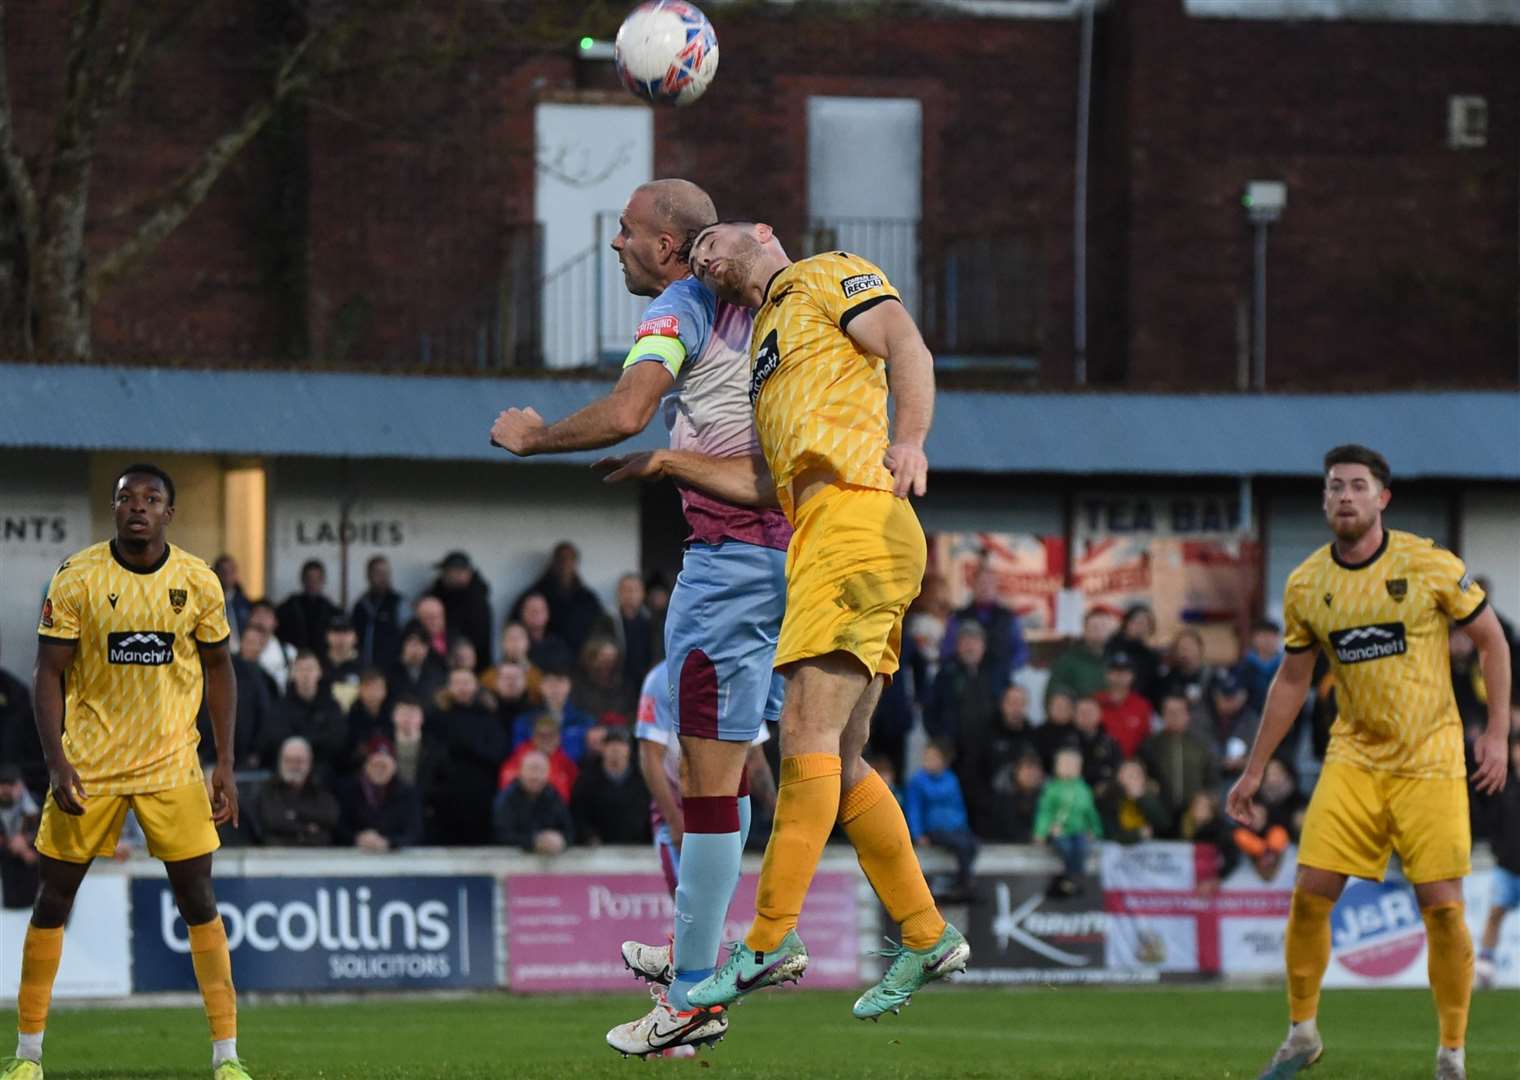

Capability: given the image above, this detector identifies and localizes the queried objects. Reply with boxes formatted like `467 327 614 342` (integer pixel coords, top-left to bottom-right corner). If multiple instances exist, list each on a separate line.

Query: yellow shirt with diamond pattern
38 541 230 794
1282 529 1486 779
747 252 901 521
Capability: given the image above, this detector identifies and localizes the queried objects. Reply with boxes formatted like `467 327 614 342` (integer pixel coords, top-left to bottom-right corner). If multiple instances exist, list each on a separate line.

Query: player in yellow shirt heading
618 220 969 1018
1227 444 1511 1080
1 465 252 1080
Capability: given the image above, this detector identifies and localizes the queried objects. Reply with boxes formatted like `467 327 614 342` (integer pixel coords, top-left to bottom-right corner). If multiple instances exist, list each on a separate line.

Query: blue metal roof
0 364 1515 479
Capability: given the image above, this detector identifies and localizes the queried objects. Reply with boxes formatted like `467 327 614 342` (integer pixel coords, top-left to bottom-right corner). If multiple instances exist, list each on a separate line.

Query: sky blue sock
669 797 742 1011
737 793 752 849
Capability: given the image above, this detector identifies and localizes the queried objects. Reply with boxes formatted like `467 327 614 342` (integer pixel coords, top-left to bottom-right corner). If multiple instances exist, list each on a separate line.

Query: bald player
491 180 789 1057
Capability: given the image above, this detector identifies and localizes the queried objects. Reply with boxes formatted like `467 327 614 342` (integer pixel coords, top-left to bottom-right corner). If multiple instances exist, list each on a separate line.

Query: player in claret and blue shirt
490 178 790 1057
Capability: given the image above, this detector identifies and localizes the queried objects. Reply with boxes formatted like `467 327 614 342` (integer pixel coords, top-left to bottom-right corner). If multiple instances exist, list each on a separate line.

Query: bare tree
0 0 614 360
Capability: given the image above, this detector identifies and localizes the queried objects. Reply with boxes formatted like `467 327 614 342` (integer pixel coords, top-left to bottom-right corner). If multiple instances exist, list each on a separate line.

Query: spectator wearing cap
388 626 447 705
570 728 650 845
512 541 607 656
338 737 423 852
322 615 363 707
255 736 341 847
1096 652 1154 759
259 650 349 786
1239 618 1283 714
925 621 1000 752
610 573 657 699
571 636 635 725
500 714 579 804
512 661 593 761
940 563 1030 689
0 762 40 909
276 559 342 653
1046 608 1118 706
352 554 408 671
1211 663 1260 778
427 550 494 667
1105 604 1162 704
430 667 509 846
493 750 574 855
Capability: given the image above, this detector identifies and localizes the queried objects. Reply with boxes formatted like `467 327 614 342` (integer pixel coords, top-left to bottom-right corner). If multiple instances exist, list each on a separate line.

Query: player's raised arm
1464 606 1513 794
1225 647 1317 821
844 299 935 498
32 639 86 815
491 361 674 456
594 449 780 508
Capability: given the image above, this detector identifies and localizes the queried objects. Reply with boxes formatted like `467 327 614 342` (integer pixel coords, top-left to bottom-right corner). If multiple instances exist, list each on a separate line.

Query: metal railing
400 216 1045 372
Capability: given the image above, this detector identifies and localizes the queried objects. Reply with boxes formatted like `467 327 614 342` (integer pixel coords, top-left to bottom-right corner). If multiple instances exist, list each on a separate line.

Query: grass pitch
31 985 1520 1079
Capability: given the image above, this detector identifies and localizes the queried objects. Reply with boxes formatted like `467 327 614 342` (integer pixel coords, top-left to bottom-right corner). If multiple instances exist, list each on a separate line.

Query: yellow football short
35 780 221 864
1297 758 1470 884
775 483 927 678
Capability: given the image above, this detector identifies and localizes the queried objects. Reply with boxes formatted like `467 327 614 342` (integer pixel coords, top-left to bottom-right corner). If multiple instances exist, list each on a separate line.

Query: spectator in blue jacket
906 740 979 900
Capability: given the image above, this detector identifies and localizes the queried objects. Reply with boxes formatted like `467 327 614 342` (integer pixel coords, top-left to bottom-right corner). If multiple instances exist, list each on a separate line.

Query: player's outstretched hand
490 406 544 456
884 442 928 498
1225 770 1260 823
49 761 87 816
593 451 666 484
1472 731 1508 795
211 760 240 828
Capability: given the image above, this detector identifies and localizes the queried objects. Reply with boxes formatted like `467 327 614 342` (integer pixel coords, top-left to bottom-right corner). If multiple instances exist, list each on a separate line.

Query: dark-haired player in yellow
1 465 252 1080
1228 444 1511 1080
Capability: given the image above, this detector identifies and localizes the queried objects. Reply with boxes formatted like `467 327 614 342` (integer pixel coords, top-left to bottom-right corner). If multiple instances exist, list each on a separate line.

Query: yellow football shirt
37 540 231 794
748 251 901 520
1282 529 1487 779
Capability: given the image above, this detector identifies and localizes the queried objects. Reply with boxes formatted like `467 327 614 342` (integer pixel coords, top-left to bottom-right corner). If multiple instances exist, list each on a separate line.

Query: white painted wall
1463 488 1520 619
0 453 91 680
267 459 642 658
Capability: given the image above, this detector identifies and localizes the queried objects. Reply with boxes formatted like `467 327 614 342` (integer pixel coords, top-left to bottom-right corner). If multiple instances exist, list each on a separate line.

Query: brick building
4 0 1517 388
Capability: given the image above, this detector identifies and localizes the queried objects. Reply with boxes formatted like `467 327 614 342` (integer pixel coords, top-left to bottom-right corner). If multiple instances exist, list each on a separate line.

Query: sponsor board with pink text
506 871 859 991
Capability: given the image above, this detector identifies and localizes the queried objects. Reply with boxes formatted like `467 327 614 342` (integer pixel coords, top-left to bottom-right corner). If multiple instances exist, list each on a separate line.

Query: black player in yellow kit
1227 445 1512 1080
0 465 253 1080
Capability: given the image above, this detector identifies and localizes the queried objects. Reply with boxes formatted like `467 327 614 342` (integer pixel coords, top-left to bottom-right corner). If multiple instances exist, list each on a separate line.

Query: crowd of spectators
0 544 1516 896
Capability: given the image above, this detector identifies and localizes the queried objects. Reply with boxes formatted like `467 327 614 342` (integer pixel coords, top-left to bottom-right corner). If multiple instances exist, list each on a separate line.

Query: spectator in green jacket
1034 747 1103 896
1046 608 1118 706
1140 693 1220 826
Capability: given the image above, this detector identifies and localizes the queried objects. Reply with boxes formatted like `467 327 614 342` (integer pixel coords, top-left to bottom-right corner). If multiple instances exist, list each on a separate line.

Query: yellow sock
1422 902 1472 1049
188 916 237 1042
17 924 64 1036
745 753 841 953
840 770 945 950
1285 889 1335 1022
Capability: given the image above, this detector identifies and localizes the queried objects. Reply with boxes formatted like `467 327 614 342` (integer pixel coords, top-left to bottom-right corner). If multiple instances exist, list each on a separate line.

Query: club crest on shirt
1385 578 1407 602
1323 593 1333 608
169 588 187 614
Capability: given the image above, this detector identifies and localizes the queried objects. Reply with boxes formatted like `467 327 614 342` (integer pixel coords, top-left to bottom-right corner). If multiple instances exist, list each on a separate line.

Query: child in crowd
1034 747 1103 897
905 741 979 901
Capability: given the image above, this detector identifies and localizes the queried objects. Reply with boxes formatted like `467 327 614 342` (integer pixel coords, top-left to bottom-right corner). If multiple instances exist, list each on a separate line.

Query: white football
614 1 720 107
